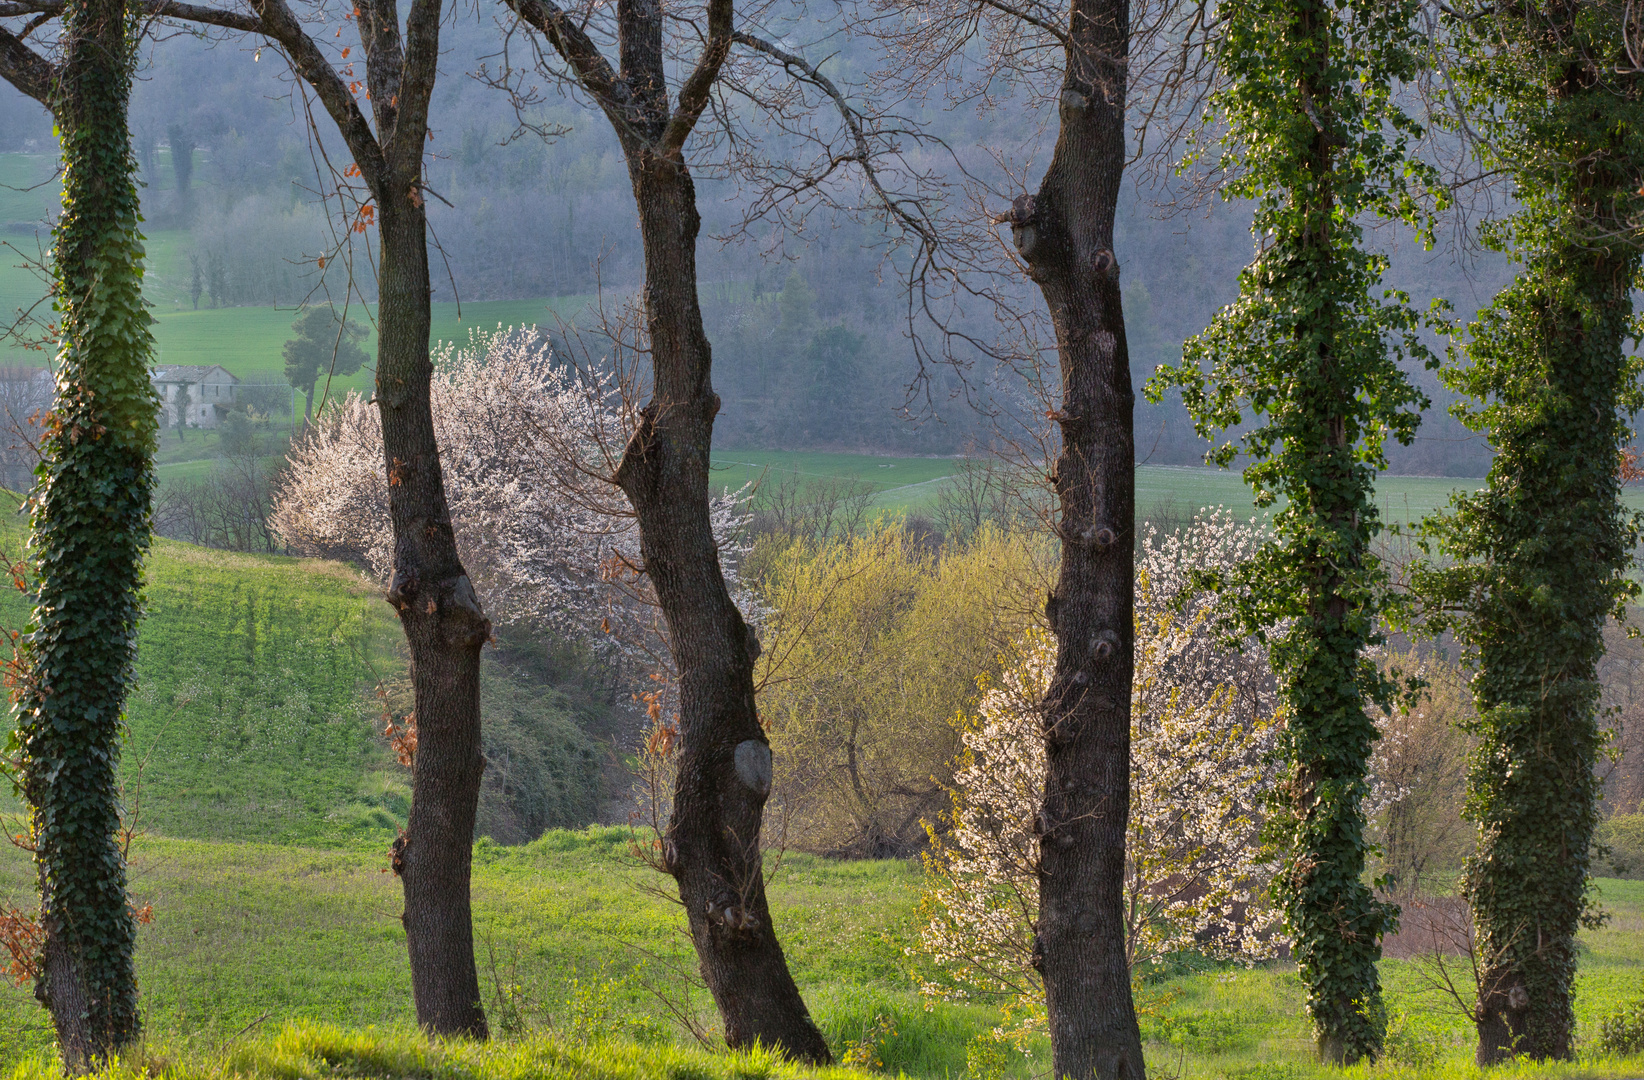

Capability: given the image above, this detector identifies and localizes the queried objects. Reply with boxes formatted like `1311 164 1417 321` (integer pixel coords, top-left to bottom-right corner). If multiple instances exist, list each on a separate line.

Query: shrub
755 522 1051 856
1381 1011 1445 1068
1598 997 1644 1055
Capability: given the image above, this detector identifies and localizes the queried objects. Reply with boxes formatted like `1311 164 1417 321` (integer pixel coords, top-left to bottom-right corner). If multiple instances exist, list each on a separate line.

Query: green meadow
709 452 1536 525
5 827 1644 1079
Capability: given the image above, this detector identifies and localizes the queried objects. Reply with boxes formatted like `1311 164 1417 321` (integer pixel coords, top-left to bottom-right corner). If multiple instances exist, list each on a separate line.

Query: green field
2 152 587 408
5 827 1644 1077
712 451 1510 524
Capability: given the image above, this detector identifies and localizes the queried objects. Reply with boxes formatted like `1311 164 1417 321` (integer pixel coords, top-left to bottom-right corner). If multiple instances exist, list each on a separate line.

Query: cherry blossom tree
273 325 750 659
919 511 1281 1032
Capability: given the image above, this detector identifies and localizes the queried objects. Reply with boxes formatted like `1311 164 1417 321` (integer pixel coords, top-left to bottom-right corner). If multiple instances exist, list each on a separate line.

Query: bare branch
0 23 55 105
246 0 387 191
659 0 732 154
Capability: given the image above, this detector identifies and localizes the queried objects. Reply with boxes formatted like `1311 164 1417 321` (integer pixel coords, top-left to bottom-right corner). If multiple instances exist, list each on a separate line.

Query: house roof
153 364 238 384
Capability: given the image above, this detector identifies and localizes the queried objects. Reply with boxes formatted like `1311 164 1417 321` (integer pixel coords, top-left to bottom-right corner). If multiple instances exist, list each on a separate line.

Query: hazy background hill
0 19 1522 475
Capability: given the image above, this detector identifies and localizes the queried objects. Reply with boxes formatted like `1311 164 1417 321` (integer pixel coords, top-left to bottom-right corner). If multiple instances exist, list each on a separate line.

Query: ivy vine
1148 0 1440 1060
9 0 156 1056
1411 0 1644 1060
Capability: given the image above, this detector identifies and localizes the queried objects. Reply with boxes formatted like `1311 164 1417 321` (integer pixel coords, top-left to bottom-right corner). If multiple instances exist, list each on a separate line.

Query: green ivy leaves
1404 0 1644 1059
15 0 156 1057
1148 0 1439 1061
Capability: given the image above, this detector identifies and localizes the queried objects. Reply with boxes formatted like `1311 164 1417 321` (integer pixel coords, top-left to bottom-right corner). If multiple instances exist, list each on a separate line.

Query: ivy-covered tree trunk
1003 0 1145 1076
1154 0 1432 1062
16 0 155 1062
1433 4 1644 1059
1261 1 1392 1062
1459 246 1638 1065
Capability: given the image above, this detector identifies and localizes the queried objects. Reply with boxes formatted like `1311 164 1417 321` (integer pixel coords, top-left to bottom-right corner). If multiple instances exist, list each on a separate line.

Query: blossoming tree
920 512 1281 1029
273 326 749 658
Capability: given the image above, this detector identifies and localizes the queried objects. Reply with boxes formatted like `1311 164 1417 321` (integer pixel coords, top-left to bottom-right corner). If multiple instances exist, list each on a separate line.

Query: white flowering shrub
271 326 751 653
918 510 1282 1024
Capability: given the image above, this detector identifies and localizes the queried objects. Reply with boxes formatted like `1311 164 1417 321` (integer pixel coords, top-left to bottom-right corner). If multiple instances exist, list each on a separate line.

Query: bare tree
4 0 494 1036
859 0 1156 1072
482 0 835 1057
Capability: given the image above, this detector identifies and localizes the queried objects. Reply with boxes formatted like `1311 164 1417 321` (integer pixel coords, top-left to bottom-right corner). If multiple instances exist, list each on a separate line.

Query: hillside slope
0 501 602 846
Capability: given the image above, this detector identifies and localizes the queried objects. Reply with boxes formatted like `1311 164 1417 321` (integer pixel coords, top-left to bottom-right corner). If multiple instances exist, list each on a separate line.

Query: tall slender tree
498 0 830 1059
0 0 155 1065
1417 0 1644 1061
1152 0 1436 1061
4 0 500 1035
864 0 1151 1071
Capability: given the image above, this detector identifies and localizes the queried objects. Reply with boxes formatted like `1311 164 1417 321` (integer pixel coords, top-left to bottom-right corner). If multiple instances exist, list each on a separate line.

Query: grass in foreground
5 829 1644 1078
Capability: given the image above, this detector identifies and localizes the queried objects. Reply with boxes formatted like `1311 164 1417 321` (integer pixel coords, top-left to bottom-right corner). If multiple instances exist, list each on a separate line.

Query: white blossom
271 326 753 657
918 510 1283 1024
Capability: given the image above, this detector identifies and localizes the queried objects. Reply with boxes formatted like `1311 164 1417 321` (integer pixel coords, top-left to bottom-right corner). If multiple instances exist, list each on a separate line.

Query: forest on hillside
0 27 1507 473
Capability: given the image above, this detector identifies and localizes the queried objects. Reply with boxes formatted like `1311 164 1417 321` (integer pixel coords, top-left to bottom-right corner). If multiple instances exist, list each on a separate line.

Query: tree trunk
19 0 153 1063
616 146 831 1064
1282 5 1390 1061
1456 25 1643 1066
1007 2 1146 1074
1467 243 1635 1064
377 188 491 1040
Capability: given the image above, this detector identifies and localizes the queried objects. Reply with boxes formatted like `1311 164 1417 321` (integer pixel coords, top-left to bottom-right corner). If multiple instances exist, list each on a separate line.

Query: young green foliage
1413 0 1644 1060
10 0 158 1058
1149 0 1439 1060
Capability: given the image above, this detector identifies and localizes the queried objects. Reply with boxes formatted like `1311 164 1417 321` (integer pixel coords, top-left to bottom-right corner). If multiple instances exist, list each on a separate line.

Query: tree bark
243 0 492 1036
1007 1 1146 1076
378 189 491 1039
616 144 832 1064
503 0 830 1056
12 0 152 1063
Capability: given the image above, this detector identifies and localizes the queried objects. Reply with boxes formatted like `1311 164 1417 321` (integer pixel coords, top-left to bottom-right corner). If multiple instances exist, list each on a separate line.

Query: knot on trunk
390 829 409 877
1090 628 1121 660
1092 248 1119 282
705 891 760 933
1007 194 1042 264
615 405 660 496
734 739 773 798
1073 524 1116 548
397 573 492 646
386 565 419 610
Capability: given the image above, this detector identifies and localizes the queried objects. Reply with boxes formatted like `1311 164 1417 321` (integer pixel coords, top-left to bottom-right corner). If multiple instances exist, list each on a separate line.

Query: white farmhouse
153 364 239 428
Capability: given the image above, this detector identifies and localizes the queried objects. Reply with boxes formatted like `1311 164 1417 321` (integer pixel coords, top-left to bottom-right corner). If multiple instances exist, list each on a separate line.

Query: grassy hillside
4 829 1644 1077
0 491 405 844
